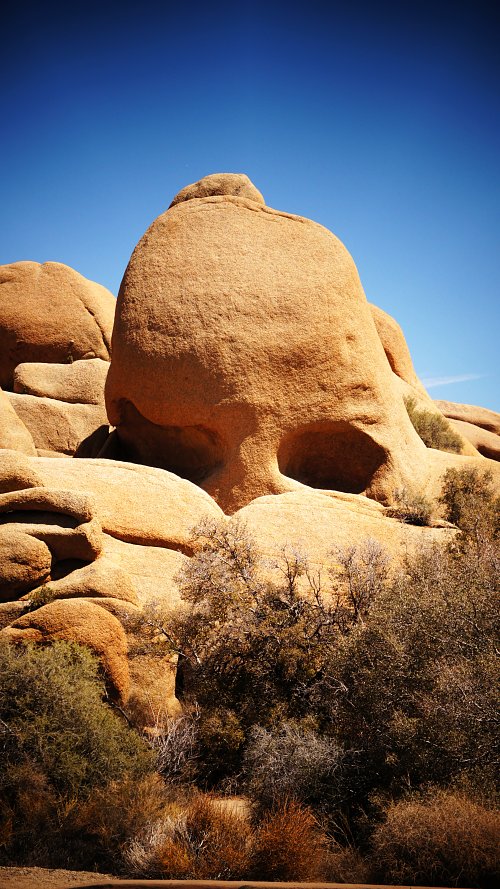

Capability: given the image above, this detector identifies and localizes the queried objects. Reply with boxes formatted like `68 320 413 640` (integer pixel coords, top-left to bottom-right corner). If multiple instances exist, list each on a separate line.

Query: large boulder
106 174 428 513
0 261 115 387
435 401 500 437
13 358 109 405
1 599 130 701
370 303 427 395
448 418 500 462
0 527 52 600
7 392 108 456
0 387 36 455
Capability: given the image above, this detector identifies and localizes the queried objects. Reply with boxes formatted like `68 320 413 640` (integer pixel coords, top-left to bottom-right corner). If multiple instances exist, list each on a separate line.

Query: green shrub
439 465 499 533
0 641 153 797
405 396 463 452
0 640 155 866
386 486 434 525
370 790 500 888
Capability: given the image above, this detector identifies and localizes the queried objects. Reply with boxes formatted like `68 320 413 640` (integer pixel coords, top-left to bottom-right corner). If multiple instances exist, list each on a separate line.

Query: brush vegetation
0 466 498 885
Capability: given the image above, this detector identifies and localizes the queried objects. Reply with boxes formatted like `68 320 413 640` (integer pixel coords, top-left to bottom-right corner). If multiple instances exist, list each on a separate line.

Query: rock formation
1 172 499 716
105 174 437 513
0 261 114 387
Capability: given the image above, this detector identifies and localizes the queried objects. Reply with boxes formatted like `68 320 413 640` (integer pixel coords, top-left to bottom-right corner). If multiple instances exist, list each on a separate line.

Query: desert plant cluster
0 466 498 886
405 395 464 453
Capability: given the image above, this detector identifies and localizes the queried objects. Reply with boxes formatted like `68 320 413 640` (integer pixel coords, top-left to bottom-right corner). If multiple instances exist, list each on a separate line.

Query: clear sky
2 0 499 410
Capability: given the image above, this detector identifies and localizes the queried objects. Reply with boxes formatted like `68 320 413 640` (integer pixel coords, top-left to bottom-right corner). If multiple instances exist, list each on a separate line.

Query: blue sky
2 0 499 410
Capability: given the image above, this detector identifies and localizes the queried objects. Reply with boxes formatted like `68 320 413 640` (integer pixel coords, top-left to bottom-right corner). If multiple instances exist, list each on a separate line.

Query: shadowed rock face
106 173 427 513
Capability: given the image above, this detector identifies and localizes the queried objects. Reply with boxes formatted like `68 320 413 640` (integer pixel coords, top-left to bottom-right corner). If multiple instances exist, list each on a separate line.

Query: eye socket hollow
114 400 224 484
277 421 387 495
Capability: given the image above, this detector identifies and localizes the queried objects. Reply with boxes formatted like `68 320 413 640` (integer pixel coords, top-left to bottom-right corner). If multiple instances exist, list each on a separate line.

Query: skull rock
105 173 427 513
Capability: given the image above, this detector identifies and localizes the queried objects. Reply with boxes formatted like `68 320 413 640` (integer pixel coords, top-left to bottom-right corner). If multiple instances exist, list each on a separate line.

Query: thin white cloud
421 373 486 389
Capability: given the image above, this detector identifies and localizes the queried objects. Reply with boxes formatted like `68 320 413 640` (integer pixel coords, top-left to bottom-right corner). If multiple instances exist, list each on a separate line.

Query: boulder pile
1 173 499 715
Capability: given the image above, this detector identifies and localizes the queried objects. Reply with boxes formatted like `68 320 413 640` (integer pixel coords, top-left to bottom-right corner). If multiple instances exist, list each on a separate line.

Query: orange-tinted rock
370 303 427 394
0 388 36 455
13 358 109 405
7 392 107 456
24 559 139 606
1 599 130 700
0 450 43 494
169 172 265 207
106 175 427 513
0 527 52 600
435 401 500 437
449 418 500 462
0 487 103 563
0 261 115 387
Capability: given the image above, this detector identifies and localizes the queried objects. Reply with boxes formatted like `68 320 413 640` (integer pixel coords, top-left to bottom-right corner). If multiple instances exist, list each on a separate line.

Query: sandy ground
0 867 118 889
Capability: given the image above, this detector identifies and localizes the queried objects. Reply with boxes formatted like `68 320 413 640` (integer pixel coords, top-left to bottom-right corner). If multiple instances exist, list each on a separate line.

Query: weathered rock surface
24 558 139 606
169 172 265 207
0 261 115 387
106 175 428 513
102 535 185 607
370 303 427 394
30 457 224 549
0 450 44 494
0 388 36 455
232 489 455 572
449 418 500 462
0 527 52 600
1 599 129 700
13 358 109 405
435 400 500 437
0 485 103 563
7 392 107 455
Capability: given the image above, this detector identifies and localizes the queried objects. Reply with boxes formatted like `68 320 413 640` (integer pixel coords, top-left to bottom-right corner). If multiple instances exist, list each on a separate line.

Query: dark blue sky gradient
2 0 499 409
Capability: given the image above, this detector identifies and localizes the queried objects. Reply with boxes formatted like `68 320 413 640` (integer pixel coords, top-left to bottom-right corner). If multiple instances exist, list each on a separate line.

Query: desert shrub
243 721 341 812
147 711 199 784
405 396 463 452
251 800 330 881
318 539 500 822
125 793 252 879
370 790 500 888
0 640 155 866
439 465 500 542
24 583 56 611
167 520 388 785
386 486 434 525
0 641 153 797
60 773 170 872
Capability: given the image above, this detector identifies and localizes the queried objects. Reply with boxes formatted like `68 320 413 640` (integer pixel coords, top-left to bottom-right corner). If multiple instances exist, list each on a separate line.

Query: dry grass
251 800 330 881
370 790 500 887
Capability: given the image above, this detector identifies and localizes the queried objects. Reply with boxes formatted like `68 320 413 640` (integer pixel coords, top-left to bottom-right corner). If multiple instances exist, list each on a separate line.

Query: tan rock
449 418 500 462
7 392 107 455
106 174 428 513
435 400 500 437
1 599 129 700
0 450 44 494
24 558 139 606
370 304 427 394
102 534 185 607
13 358 109 405
0 487 103 562
169 172 265 207
232 489 455 572
32 457 223 549
0 261 115 387
0 388 36 455
0 527 51 600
